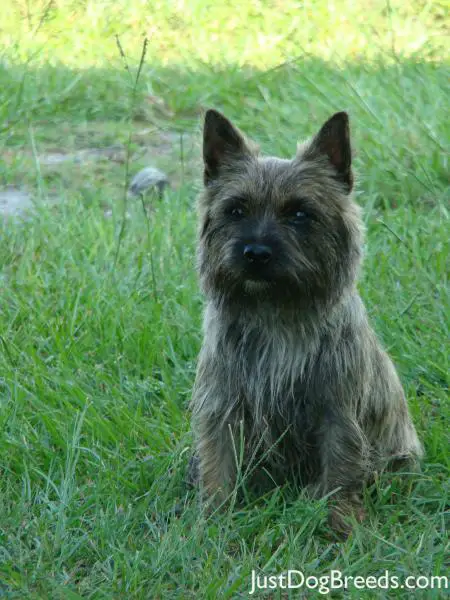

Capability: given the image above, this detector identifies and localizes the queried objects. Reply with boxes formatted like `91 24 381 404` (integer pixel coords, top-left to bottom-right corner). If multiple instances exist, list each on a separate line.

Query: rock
128 166 169 197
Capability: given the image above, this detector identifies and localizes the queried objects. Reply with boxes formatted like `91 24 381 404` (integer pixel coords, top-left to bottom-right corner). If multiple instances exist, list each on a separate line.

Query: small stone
128 166 169 197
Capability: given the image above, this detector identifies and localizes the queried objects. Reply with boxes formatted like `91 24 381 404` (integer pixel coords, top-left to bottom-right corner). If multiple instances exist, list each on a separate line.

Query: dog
189 108 423 534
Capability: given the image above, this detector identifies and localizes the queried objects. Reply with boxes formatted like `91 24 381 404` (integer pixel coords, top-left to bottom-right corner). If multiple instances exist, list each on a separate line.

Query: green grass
0 0 448 598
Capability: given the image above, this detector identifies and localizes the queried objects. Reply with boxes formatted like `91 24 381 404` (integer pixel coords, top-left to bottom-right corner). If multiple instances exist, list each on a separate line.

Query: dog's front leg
318 414 371 535
195 413 239 507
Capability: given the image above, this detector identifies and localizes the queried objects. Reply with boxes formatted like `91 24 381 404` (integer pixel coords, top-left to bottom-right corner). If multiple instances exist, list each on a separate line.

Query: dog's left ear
203 109 250 185
307 112 353 191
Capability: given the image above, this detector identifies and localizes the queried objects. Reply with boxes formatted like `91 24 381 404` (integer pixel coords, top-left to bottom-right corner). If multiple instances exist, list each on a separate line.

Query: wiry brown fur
190 109 423 533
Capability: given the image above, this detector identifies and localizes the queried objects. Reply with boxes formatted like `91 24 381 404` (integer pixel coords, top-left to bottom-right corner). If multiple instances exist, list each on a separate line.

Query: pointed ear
203 109 250 185
308 112 353 191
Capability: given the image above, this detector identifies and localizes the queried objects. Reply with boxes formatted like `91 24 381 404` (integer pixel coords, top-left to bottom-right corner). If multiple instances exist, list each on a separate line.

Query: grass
0 0 448 597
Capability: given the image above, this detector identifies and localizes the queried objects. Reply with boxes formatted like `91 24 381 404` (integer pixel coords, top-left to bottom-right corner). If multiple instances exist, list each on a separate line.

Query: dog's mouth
241 270 277 288
240 257 277 281
242 280 272 296
219 252 303 299
239 265 280 294
237 265 304 297
244 269 273 282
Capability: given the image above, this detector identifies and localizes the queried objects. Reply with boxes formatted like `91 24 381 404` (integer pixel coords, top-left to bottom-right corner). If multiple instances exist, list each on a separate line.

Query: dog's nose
243 244 272 264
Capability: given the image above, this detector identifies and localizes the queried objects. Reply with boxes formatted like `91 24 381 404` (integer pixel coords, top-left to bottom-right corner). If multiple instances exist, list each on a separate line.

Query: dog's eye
289 210 309 225
282 200 312 226
227 206 245 218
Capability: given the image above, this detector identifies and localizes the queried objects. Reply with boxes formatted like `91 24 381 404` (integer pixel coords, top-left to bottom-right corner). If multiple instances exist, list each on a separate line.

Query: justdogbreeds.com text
249 569 448 595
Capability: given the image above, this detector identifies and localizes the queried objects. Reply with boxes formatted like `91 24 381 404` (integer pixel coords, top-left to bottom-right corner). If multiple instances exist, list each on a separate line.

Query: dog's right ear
203 110 250 185
305 112 353 191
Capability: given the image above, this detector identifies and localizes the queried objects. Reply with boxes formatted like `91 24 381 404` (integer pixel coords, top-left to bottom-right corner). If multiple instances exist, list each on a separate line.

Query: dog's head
197 109 363 310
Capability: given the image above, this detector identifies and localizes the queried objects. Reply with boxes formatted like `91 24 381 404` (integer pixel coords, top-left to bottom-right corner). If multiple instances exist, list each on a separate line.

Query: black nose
243 244 272 264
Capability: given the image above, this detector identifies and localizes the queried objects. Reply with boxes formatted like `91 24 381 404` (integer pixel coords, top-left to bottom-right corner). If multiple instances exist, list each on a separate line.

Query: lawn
0 1 448 598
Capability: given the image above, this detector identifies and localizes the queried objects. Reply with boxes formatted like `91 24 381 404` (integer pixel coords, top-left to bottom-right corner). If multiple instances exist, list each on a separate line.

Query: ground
0 1 448 598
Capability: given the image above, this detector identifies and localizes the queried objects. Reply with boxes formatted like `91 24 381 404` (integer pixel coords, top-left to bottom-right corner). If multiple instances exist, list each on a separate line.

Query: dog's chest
222 319 317 422
224 323 322 483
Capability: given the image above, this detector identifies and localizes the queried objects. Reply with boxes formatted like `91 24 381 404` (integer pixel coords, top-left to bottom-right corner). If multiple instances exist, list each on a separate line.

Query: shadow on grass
1 56 448 218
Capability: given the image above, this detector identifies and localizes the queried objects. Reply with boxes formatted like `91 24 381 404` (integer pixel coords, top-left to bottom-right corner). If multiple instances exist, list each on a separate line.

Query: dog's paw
327 501 366 540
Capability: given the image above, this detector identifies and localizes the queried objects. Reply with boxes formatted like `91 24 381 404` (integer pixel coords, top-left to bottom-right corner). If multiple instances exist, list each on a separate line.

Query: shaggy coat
190 109 422 529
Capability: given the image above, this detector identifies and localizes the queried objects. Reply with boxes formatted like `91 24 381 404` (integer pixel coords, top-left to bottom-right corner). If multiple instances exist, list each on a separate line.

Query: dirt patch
40 146 126 165
0 187 34 217
0 126 197 217
37 129 195 168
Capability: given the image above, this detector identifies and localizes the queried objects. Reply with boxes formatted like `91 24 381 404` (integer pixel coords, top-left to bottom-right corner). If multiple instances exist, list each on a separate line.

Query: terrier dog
189 109 423 533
